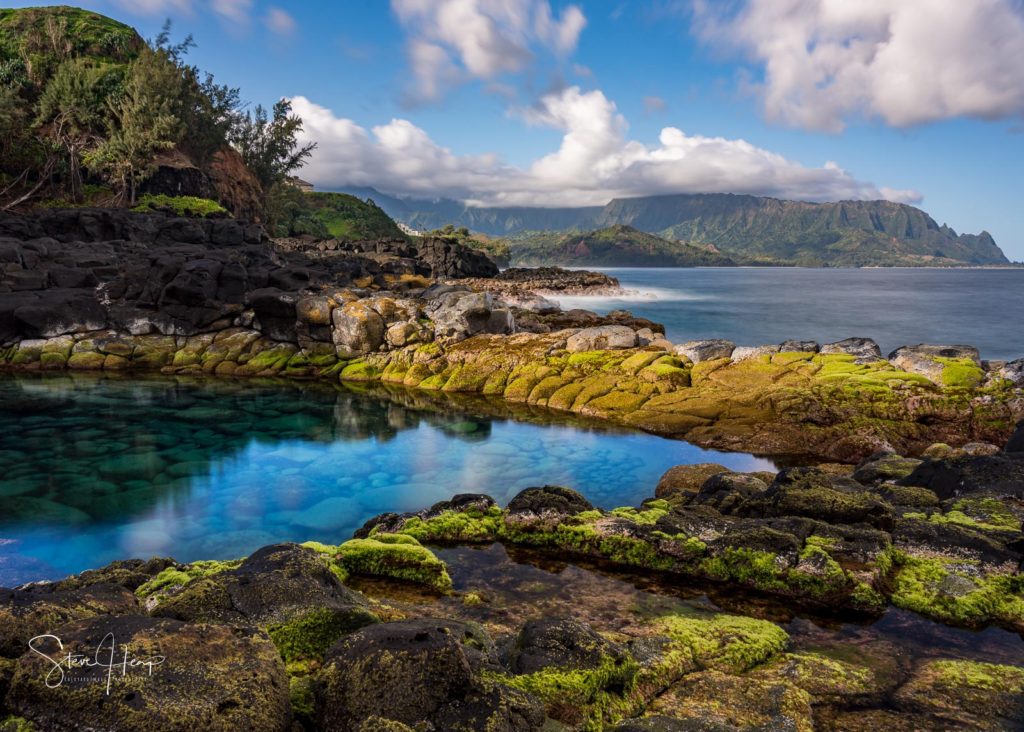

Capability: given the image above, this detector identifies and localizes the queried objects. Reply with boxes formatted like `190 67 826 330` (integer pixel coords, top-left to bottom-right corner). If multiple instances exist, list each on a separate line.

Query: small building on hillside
287 176 314 192
397 221 422 237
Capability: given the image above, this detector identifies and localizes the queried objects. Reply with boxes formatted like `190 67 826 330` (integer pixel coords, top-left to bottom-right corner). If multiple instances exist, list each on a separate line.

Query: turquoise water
552 268 1024 360
0 374 774 585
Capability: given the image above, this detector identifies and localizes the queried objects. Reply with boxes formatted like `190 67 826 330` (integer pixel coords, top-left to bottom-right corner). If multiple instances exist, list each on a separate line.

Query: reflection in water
0 374 775 584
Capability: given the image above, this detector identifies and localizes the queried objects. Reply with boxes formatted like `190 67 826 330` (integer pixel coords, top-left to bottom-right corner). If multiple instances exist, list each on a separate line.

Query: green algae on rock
334 534 453 592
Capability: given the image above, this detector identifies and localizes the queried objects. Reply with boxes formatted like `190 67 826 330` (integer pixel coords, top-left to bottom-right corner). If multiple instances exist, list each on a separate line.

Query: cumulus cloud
291 86 920 207
390 0 586 101
692 0 1024 131
264 6 296 35
212 0 252 26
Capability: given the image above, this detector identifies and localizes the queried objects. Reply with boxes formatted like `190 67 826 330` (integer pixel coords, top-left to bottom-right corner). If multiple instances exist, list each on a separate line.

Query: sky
16 0 1024 259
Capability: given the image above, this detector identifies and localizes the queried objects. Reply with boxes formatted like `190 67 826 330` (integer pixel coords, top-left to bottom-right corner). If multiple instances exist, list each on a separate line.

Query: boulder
779 339 819 353
316 619 543 731
655 463 732 498
0 583 138 658
509 617 629 675
506 485 594 518
674 339 735 363
731 344 780 361
900 454 1024 499
425 290 515 343
821 337 882 361
566 325 638 352
991 358 1024 387
852 452 923 485
151 543 378 661
691 473 769 512
888 344 982 385
5 615 291 732
333 301 386 357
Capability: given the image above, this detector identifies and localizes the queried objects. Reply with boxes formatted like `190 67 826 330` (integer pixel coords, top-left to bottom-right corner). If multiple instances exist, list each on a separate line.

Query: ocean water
551 267 1024 361
0 374 774 584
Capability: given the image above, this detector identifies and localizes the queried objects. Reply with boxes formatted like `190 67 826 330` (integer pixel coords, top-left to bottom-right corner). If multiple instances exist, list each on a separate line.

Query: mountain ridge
336 187 1008 267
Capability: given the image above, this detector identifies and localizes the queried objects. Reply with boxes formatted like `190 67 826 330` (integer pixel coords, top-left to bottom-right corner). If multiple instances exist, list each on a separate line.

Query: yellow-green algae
334 534 453 591
889 550 1024 629
134 558 243 598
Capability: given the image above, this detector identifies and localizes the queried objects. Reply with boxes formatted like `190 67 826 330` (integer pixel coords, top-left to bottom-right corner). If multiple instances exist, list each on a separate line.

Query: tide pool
0 374 774 584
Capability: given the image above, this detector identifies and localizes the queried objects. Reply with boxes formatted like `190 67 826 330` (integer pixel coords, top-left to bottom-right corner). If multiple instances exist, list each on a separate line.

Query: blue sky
17 0 1024 258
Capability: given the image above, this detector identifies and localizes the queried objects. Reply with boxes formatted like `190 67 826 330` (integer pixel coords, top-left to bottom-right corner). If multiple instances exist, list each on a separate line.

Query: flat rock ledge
1 434 1022 731
1 209 1023 462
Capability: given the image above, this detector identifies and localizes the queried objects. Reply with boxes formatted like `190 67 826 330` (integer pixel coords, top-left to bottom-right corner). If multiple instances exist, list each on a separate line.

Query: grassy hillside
268 188 407 241
0 6 143 74
506 225 738 267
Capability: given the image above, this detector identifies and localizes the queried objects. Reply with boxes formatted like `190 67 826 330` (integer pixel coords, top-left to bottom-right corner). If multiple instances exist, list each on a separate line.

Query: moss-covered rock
893 659 1024 729
316 619 544 732
335 534 453 591
6 616 291 732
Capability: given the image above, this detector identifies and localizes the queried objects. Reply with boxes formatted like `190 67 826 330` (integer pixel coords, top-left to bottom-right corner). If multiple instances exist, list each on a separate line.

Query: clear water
551 267 1024 361
0 374 774 585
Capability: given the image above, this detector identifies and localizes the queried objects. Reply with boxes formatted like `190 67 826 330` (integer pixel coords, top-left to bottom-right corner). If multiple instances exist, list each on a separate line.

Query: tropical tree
34 58 111 201
85 46 181 203
231 98 316 192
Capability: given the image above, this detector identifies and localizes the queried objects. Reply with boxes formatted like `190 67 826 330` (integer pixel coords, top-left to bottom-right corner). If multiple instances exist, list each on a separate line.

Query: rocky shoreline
1 209 1023 730
1 209 1022 462
1 421 1022 731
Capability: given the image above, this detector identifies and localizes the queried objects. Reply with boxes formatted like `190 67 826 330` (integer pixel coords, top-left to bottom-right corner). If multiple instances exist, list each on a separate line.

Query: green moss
300 541 350 583
132 194 228 218
340 360 380 381
656 611 789 673
700 548 789 594
0 717 35 732
948 498 1021 531
135 559 242 598
609 505 668 525
336 535 452 591
268 607 377 664
462 591 485 606
288 675 316 721
936 357 985 388
930 659 1024 692
891 554 1024 628
396 506 503 543
488 652 640 731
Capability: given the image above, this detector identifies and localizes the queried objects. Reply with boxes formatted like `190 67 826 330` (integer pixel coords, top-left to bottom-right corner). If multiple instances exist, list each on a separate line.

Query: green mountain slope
344 188 1008 267
506 225 737 267
597 195 1007 267
269 188 407 241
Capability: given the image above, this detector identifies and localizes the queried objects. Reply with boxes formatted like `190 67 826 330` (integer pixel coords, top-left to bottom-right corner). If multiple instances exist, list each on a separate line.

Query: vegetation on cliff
0 6 313 221
503 224 738 267
343 187 1009 267
268 189 407 240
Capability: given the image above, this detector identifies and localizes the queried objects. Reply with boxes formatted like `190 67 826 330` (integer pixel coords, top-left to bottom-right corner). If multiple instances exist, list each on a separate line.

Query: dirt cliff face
207 147 264 222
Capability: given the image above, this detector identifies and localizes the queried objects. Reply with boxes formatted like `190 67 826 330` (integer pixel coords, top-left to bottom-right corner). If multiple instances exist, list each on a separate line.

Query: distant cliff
339 188 1008 267
508 225 738 267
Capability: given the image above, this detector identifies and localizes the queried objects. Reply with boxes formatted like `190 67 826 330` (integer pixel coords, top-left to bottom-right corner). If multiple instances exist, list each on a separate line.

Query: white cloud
390 0 586 101
212 0 252 26
643 95 668 114
693 0 1024 131
291 86 920 207
264 6 296 35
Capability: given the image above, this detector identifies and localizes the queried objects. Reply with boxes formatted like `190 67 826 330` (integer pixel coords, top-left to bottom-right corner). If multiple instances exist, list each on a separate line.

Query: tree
231 98 316 192
34 58 111 201
85 46 182 203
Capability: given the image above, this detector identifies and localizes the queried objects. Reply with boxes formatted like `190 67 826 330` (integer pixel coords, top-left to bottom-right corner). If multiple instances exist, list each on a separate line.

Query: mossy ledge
2 328 1020 463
